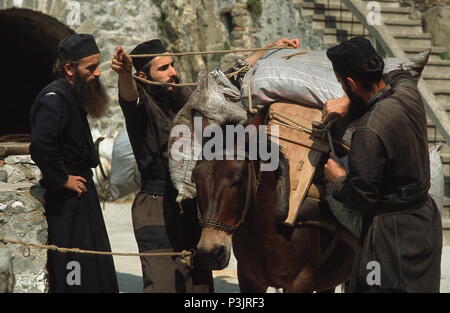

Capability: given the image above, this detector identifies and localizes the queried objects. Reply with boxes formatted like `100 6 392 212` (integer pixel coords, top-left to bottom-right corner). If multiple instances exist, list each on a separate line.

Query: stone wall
0 0 322 293
0 0 322 140
423 5 450 56
400 1 450 56
0 248 15 293
0 156 48 293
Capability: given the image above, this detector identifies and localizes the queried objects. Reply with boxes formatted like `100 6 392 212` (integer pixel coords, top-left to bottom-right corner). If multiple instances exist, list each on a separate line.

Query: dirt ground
102 201 450 293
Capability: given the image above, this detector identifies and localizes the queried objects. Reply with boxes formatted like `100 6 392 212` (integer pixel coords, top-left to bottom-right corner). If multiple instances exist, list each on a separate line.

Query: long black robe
118 83 214 293
30 78 118 293
332 70 442 292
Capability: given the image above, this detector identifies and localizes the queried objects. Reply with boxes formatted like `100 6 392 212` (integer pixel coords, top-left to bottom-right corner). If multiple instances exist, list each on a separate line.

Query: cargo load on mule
169 48 443 238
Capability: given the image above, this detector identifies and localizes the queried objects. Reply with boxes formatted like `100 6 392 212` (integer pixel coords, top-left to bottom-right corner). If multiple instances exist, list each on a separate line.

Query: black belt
373 193 429 216
63 164 93 180
140 180 167 196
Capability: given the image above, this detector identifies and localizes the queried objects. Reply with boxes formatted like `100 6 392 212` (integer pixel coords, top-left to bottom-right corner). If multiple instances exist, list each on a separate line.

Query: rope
133 75 197 87
281 49 311 60
129 46 295 58
0 237 192 259
270 111 350 151
271 111 314 134
132 63 253 87
247 70 258 114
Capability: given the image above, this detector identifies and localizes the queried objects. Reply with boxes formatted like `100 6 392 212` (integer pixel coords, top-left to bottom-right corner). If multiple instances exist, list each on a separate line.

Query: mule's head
193 107 268 270
193 157 255 269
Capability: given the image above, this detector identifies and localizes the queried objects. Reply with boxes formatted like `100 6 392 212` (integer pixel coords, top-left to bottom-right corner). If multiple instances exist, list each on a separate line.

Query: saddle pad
268 102 328 226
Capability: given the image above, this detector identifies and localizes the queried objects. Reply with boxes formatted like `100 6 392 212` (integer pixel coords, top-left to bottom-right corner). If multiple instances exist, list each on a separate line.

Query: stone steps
393 33 433 46
300 3 411 19
361 0 402 8
433 90 450 104
445 197 450 215
301 0 401 9
313 16 423 34
428 128 450 143
404 47 448 62
322 28 370 45
298 0 450 216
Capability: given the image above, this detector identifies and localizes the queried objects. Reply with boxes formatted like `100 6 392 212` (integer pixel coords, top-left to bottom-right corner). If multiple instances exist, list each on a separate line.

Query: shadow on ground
214 275 240 293
117 272 143 293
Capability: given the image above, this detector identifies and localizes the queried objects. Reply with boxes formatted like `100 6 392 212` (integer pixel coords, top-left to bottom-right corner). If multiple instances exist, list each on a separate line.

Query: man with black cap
111 38 299 293
323 37 442 292
30 34 118 293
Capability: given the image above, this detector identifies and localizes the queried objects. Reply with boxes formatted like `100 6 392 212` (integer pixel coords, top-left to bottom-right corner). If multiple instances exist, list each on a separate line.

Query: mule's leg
286 266 316 293
237 263 269 293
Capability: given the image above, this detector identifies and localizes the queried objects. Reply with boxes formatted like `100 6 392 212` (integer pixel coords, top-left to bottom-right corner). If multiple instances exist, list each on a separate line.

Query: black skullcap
130 39 167 72
58 34 100 61
326 36 380 76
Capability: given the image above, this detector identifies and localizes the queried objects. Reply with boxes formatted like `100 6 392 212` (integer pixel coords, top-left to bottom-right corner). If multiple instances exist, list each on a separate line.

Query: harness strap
198 158 258 235
316 224 344 269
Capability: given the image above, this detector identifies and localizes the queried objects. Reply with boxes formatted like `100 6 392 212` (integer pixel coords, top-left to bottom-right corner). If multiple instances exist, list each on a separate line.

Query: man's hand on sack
64 175 88 197
246 37 301 65
324 155 347 184
111 46 134 77
322 94 350 127
266 38 301 49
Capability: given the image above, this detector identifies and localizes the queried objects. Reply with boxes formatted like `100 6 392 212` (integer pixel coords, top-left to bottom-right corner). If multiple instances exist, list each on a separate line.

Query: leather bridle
197 156 262 235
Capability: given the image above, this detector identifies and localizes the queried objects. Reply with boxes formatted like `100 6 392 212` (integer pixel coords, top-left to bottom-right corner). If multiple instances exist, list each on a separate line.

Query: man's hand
113 46 139 102
265 37 301 49
322 94 350 124
246 37 301 65
64 175 87 197
111 46 133 76
324 155 347 184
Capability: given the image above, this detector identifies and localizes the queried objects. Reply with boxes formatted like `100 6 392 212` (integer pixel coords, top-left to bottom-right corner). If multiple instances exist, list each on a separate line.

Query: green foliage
437 52 449 60
247 0 262 18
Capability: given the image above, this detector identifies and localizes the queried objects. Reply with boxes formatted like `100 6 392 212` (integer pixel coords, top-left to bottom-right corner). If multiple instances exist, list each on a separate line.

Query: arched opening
0 8 74 140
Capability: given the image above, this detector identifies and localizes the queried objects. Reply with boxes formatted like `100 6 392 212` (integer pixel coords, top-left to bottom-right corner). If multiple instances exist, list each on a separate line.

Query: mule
193 105 358 293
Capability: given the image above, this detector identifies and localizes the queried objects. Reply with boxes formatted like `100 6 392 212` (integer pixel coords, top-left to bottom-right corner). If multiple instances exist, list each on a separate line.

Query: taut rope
129 46 296 58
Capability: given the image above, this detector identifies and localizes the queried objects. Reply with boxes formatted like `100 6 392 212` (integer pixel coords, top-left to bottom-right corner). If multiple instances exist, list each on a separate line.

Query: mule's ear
246 104 271 128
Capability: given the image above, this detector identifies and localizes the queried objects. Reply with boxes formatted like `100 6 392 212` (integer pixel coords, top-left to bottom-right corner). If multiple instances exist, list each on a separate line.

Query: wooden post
0 142 30 157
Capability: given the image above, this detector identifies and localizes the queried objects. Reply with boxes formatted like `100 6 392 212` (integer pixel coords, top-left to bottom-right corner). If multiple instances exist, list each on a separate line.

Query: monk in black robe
323 37 442 293
30 34 118 293
111 38 300 292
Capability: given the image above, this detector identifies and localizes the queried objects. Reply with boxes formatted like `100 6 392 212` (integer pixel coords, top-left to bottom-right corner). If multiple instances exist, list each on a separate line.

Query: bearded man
111 38 299 293
323 37 442 293
30 34 118 293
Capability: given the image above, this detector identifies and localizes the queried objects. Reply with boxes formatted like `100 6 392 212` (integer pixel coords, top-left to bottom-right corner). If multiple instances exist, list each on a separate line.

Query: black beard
144 76 186 113
73 72 109 119
343 81 367 118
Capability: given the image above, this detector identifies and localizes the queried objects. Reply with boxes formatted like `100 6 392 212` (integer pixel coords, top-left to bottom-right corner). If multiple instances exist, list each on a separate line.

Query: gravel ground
102 201 450 293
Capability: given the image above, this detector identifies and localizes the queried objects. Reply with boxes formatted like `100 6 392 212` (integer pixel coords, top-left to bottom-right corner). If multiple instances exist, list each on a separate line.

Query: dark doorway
0 8 74 139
